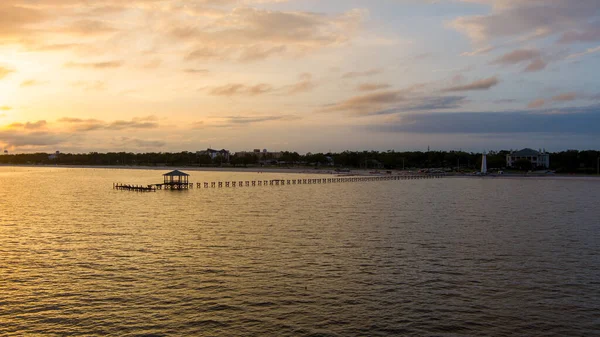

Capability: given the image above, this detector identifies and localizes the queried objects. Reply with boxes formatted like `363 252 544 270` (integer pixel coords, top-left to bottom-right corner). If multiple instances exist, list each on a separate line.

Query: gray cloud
443 77 499 92
492 49 547 72
369 104 600 135
524 58 547 72
451 0 600 45
558 23 600 44
492 49 541 64
323 84 466 116
0 130 67 147
368 96 467 116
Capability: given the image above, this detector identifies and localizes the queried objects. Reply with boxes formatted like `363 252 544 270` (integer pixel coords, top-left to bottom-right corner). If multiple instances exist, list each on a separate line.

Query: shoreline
1 164 599 179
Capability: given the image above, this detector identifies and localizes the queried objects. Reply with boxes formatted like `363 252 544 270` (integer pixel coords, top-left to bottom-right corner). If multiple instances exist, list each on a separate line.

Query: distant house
506 148 550 169
49 151 60 160
197 148 230 162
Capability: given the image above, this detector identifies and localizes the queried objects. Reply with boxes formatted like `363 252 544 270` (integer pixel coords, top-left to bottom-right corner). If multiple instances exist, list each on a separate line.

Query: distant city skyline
1 0 599 153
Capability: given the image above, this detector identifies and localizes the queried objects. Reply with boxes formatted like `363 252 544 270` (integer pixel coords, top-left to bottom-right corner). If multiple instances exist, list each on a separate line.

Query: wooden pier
191 174 445 189
113 183 157 192
114 173 446 192
113 169 446 193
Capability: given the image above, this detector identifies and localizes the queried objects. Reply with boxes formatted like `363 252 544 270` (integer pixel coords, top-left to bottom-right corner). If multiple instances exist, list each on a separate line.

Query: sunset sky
1 0 599 153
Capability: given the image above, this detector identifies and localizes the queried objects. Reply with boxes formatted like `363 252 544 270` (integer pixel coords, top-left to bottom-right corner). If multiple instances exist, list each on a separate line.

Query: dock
114 172 446 192
113 183 157 192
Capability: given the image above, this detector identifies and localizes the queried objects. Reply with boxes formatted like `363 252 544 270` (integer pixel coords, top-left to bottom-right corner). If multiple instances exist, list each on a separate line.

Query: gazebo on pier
162 170 190 189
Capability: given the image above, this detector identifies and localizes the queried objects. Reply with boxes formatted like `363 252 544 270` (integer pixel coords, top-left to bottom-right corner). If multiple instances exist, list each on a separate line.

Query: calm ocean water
1 167 599 336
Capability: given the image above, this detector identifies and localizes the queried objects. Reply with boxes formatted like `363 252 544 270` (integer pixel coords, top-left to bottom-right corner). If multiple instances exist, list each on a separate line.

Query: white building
506 148 550 169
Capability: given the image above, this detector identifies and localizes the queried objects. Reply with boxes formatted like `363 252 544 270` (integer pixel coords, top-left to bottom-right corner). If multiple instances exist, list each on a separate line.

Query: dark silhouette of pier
114 173 445 192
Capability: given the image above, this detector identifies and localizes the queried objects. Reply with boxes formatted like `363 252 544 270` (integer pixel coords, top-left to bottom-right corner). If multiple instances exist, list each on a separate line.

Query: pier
113 183 157 192
114 170 446 192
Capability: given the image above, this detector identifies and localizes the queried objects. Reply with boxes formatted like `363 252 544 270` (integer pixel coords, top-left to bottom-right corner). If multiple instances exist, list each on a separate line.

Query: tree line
0 150 598 173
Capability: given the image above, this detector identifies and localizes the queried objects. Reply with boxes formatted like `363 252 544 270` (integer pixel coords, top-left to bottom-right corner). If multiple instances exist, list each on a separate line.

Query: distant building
3 150 7 155
49 151 60 160
197 148 230 162
506 148 550 169
237 148 282 160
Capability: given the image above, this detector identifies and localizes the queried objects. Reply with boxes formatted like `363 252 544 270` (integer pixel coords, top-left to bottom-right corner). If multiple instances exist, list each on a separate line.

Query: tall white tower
481 153 487 174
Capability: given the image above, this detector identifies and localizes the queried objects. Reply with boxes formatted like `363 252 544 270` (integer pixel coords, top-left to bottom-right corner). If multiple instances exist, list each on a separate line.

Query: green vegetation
0 150 598 174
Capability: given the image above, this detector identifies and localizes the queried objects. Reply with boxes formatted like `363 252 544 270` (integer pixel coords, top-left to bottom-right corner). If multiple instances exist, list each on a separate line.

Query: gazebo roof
163 170 190 177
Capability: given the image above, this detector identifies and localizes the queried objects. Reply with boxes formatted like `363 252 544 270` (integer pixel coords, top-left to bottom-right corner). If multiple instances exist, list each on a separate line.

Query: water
1 167 599 336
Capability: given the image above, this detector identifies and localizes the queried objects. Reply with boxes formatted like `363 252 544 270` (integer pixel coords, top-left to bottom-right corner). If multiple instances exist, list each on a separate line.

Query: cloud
208 83 273 96
56 19 117 36
524 58 547 72
190 121 205 129
281 73 317 95
357 83 392 92
0 130 67 148
108 120 158 130
7 120 47 130
450 0 600 45
58 116 159 131
112 136 166 148
528 99 545 109
323 90 406 114
323 84 465 116
210 114 300 127
558 23 600 44
57 117 105 131
369 104 600 135
341 68 383 79
0 106 12 111
366 96 467 116
552 93 577 102
21 79 42 87
65 61 123 69
0 66 14 79
183 68 210 74
0 4 47 44
492 48 546 72
442 76 499 92
567 45 600 60
492 49 540 64
178 7 365 62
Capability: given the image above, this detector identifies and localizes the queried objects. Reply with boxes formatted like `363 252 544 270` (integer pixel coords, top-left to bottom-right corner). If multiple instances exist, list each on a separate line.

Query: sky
0 0 599 153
